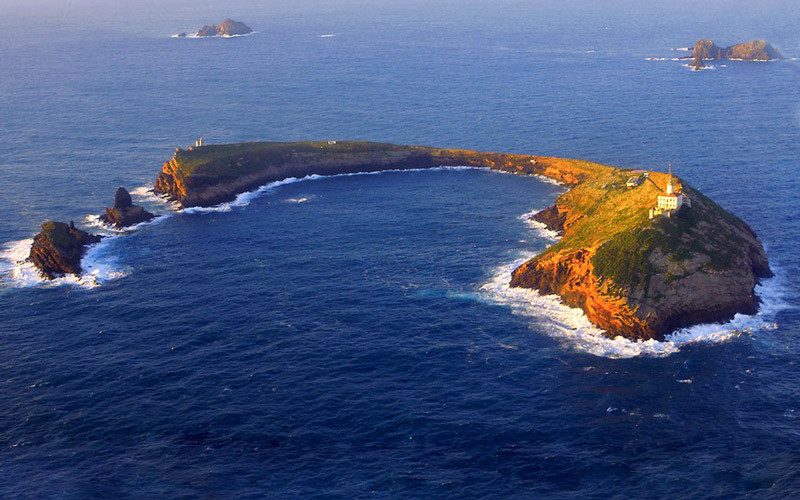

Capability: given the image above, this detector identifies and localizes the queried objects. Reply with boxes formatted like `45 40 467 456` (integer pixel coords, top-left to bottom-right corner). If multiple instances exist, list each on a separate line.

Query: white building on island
649 164 686 219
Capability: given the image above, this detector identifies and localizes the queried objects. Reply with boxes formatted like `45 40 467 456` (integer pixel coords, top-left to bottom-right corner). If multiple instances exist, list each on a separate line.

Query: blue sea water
1 0 800 497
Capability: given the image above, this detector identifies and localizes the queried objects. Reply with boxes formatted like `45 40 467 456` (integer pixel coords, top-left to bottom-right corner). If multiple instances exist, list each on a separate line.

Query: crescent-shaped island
27 140 772 341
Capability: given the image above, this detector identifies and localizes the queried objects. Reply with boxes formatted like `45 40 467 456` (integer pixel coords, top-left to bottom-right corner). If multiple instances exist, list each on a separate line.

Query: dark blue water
1 1 800 497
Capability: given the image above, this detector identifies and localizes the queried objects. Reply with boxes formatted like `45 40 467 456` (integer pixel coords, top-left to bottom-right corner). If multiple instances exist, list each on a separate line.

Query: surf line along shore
28 140 773 342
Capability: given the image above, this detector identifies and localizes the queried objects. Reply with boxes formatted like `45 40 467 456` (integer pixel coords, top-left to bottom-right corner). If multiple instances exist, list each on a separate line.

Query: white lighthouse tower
650 164 685 218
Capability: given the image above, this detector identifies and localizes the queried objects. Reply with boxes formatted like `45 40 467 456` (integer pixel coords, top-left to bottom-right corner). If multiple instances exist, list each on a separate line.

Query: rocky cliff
99 187 155 229
196 19 253 37
690 39 783 61
153 141 772 341
28 221 102 279
510 173 772 340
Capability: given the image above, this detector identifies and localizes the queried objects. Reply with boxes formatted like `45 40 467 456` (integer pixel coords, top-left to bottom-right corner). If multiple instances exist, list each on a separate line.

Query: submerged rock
28 221 102 279
688 56 707 71
195 19 253 37
99 187 155 229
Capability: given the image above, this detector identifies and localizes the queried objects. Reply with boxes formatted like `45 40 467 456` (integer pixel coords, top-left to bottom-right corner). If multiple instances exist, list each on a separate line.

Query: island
195 19 253 37
100 187 155 229
688 39 783 62
152 140 772 340
28 221 101 279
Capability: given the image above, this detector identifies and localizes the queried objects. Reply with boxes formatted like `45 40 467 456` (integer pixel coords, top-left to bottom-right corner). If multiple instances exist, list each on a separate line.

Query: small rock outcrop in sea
28 221 102 279
196 19 253 37
690 39 783 61
688 56 708 71
152 141 772 340
99 187 155 229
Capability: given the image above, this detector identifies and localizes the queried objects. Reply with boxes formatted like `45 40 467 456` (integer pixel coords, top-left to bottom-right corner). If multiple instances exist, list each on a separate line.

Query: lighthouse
650 164 685 218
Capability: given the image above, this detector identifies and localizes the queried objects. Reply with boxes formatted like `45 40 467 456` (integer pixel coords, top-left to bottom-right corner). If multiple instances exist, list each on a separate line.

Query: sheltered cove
23 140 772 341
152 140 772 341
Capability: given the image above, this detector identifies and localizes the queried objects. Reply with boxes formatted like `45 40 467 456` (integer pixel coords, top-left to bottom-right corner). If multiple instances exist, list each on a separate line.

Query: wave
478 211 793 359
319 34 336 38
685 63 715 71
672 47 692 52
129 185 171 205
0 237 128 290
518 210 560 242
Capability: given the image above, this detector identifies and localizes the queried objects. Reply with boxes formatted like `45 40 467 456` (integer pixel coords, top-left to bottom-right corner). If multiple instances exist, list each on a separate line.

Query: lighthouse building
649 166 686 219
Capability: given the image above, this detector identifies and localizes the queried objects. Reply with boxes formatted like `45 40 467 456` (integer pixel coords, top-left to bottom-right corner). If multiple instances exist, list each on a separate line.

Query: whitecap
0 236 128 290
518 210 560 242
129 185 172 206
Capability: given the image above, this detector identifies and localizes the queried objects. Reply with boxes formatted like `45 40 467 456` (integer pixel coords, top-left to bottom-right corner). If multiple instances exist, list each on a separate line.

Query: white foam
83 214 124 234
478 211 794 358
0 236 128 290
319 34 336 38
686 63 716 71
533 174 566 186
518 210 560 242
129 185 172 206
176 31 258 39
672 47 692 52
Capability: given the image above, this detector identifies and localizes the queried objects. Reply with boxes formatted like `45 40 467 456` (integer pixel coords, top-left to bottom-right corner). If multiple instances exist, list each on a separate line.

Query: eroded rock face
196 19 253 37
28 221 102 279
691 39 783 61
99 187 155 229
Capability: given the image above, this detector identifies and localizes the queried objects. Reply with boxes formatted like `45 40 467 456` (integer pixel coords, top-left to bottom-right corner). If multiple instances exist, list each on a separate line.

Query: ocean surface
1 1 799 497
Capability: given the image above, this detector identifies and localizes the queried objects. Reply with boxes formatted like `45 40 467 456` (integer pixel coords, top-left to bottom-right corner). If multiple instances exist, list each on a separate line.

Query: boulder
28 221 102 279
99 187 155 229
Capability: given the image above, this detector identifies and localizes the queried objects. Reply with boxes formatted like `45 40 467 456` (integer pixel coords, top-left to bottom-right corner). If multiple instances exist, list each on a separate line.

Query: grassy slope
173 141 422 179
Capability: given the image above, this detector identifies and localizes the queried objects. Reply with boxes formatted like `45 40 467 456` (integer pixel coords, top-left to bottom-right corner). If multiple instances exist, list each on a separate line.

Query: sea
1 0 799 498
